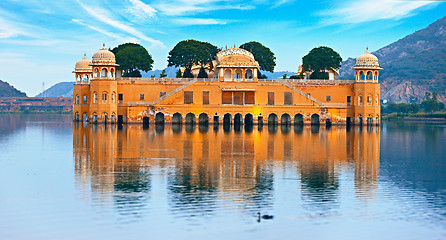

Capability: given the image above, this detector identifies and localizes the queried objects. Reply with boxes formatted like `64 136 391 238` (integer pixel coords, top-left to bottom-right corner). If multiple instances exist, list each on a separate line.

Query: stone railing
117 77 218 82
116 77 355 83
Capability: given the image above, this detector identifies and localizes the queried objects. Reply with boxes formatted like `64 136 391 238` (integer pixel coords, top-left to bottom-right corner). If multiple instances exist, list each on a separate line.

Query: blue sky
0 0 445 96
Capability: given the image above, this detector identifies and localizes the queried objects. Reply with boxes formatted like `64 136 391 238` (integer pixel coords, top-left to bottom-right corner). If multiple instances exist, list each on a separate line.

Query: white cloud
77 1 164 47
0 17 34 39
127 0 157 19
173 18 228 26
323 0 438 24
153 1 254 16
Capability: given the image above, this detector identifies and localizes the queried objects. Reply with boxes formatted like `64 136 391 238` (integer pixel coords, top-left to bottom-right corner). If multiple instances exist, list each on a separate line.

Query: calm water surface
0 114 446 239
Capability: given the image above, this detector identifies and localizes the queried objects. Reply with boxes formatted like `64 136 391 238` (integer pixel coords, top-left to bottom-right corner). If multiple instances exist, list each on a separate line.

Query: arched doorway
234 113 243 125
155 112 164 124
294 114 304 125
311 114 320 125
172 113 182 124
268 113 278 125
245 114 254 125
223 113 232 125
326 118 332 127
185 113 195 124
199 113 209 124
281 113 291 125
143 116 150 126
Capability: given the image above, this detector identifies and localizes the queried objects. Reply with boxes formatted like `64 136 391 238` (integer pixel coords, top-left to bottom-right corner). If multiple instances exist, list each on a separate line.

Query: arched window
83 95 88 104
102 92 108 103
75 95 79 104
111 92 115 103
367 95 372 105
93 92 98 103
358 95 363 104
376 94 379 105
94 68 99 78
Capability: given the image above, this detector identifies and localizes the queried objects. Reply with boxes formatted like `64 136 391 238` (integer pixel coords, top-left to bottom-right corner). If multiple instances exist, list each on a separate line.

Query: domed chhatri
353 48 382 83
92 43 116 65
73 54 93 84
75 54 92 72
355 48 380 69
214 47 261 82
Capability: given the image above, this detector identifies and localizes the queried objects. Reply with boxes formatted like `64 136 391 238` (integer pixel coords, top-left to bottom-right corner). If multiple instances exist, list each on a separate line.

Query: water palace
72 44 381 126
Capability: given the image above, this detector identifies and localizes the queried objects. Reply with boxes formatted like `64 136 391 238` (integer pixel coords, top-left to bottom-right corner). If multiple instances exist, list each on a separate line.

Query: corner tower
89 44 119 123
353 48 382 125
73 54 92 122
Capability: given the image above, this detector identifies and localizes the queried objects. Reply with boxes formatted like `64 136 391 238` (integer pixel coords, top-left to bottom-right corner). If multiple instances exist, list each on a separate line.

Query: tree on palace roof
112 43 154 77
302 46 342 79
240 41 276 72
167 40 219 72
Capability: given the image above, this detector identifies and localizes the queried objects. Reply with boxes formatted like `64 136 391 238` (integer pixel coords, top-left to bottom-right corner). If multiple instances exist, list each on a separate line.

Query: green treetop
111 43 154 77
167 40 218 78
240 41 276 72
302 46 342 79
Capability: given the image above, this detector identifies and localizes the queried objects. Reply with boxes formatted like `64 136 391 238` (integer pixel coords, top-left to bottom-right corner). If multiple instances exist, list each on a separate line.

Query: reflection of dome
92 43 116 65
355 48 380 68
74 54 92 72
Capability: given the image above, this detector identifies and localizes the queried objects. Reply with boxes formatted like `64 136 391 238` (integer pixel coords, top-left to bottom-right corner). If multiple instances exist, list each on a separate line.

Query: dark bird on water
257 212 274 222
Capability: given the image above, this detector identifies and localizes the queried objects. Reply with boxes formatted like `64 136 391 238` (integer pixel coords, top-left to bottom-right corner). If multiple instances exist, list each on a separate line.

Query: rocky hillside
340 16 446 103
0 80 27 97
36 82 74 97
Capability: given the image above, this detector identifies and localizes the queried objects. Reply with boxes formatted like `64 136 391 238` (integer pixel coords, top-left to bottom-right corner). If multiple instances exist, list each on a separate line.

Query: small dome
355 48 380 68
75 54 92 72
92 43 116 65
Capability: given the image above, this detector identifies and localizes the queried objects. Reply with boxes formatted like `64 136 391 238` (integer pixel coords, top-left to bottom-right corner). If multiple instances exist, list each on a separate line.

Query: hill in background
340 16 446 103
0 80 27 97
36 82 74 97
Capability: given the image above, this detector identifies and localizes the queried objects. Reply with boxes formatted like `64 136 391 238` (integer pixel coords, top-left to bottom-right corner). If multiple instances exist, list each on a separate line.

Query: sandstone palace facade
73 44 381 126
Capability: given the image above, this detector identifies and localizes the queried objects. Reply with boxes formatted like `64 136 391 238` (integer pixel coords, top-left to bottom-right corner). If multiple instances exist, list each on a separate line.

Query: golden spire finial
102 43 106 49
225 45 227 49
234 44 236 48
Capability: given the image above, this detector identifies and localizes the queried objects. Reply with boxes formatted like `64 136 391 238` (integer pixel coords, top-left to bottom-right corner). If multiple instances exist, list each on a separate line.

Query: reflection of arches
245 69 253 80
155 112 164 124
294 114 304 125
172 113 182 124
311 114 320 125
223 113 232 125
245 114 254 125
143 116 149 125
198 113 209 124
268 113 278 125
281 113 291 125
258 116 263 125
185 113 195 124
234 113 243 125
224 69 232 81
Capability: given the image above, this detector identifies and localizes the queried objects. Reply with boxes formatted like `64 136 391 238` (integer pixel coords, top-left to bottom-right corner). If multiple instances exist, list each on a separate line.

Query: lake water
1 114 446 240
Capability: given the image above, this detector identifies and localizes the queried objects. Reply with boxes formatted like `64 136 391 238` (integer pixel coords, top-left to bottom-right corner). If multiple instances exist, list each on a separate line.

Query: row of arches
90 91 116 104
223 68 254 82
148 112 325 126
357 94 379 106
356 70 379 82
93 67 115 79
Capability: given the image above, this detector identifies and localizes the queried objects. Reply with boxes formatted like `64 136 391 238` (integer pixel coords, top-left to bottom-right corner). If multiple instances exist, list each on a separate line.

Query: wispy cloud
0 17 34 39
77 1 164 47
173 17 228 26
127 0 157 20
322 0 438 24
153 1 254 16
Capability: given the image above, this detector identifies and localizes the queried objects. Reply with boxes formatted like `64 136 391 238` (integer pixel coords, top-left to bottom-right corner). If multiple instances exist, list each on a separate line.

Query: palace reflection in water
73 123 380 219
